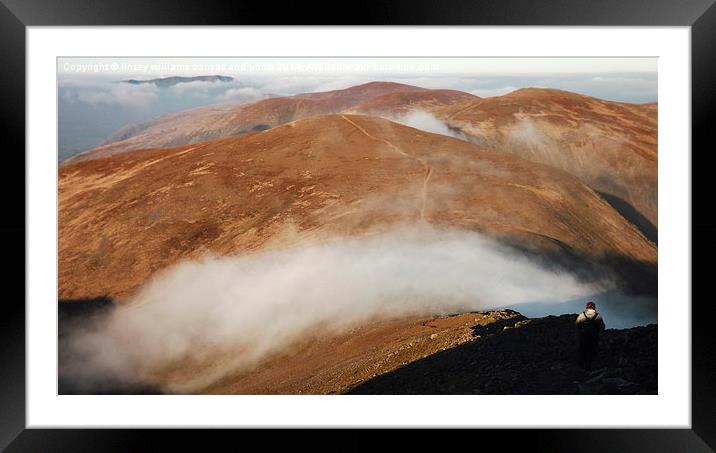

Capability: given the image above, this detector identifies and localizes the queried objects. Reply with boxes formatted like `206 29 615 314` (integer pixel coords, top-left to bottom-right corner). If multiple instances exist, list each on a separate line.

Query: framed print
3 0 715 450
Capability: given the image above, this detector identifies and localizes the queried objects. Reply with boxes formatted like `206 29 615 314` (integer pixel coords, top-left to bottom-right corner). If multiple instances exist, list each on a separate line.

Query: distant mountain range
120 75 234 88
69 81 657 242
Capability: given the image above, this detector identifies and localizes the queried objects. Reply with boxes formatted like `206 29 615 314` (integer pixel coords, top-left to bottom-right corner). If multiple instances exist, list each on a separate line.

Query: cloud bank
60 226 610 393
393 111 465 139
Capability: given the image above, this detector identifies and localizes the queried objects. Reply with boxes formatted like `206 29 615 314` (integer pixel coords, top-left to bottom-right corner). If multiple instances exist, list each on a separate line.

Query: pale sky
58 57 657 79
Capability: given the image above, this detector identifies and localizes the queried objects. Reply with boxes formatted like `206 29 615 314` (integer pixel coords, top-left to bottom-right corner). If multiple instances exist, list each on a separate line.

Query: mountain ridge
120 75 234 88
68 81 428 162
58 302 657 395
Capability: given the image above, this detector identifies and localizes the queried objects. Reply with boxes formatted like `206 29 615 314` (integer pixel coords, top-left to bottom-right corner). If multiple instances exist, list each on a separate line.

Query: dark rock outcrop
348 312 657 394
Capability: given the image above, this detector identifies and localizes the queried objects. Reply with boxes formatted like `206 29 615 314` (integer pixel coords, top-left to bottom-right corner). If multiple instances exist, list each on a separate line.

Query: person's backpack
578 312 600 336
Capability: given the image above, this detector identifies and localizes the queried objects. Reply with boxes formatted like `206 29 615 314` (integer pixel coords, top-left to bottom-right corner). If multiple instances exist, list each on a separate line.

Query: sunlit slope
438 88 658 230
59 114 655 300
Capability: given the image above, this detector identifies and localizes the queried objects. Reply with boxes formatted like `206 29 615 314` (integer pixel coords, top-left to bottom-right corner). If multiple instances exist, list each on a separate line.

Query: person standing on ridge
576 301 606 371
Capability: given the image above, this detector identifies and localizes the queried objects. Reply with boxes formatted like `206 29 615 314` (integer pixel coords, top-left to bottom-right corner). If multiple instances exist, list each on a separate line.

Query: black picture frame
2 0 714 450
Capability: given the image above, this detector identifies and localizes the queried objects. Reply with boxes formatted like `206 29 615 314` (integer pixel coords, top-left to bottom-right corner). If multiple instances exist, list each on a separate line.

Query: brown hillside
59 114 656 301
437 88 658 230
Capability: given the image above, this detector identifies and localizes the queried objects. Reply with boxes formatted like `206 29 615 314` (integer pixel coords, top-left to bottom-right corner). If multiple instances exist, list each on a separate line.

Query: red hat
585 301 596 309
